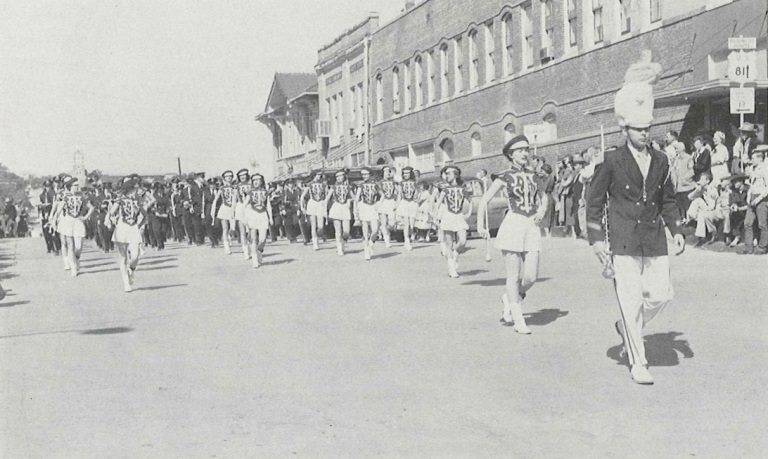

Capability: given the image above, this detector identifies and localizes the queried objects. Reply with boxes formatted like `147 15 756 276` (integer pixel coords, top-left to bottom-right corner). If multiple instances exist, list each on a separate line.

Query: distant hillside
0 163 32 208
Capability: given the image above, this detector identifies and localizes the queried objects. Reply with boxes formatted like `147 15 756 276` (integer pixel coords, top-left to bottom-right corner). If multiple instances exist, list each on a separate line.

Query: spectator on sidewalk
664 131 685 165
671 142 695 217
692 135 712 182
711 131 730 183
740 145 768 255
727 174 749 247
732 122 756 174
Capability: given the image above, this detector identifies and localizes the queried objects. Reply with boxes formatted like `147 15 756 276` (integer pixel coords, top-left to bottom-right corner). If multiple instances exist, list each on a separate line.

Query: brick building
255 73 318 179
315 14 380 171
367 0 767 177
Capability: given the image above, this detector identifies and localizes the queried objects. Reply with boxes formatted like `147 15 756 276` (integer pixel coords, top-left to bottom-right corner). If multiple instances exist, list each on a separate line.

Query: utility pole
176 155 182 175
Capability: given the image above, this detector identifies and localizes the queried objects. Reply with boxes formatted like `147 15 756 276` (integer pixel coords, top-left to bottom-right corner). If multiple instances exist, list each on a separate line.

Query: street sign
730 87 755 114
728 37 756 50
728 51 757 83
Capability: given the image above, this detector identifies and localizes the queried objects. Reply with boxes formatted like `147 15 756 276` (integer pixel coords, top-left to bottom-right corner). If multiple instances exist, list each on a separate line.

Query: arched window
392 67 400 114
468 29 480 88
439 43 450 99
426 51 436 103
439 138 454 162
414 56 424 108
453 37 464 93
484 21 495 83
375 74 383 122
501 13 514 75
403 61 411 113
504 123 516 143
471 131 482 156
543 113 558 141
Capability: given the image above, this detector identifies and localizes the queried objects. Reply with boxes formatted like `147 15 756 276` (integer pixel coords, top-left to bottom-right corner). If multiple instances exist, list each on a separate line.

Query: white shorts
112 221 143 246
439 211 469 232
306 199 327 218
234 202 247 222
57 215 86 238
378 198 397 217
494 212 541 253
245 208 270 232
217 204 235 221
329 201 351 221
396 200 419 219
357 202 378 222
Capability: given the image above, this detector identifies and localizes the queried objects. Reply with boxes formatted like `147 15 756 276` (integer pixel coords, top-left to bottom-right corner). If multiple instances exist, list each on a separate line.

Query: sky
0 0 404 179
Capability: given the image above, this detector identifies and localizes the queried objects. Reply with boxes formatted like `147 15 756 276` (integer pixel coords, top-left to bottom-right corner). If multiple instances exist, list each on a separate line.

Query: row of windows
325 82 365 142
374 0 666 123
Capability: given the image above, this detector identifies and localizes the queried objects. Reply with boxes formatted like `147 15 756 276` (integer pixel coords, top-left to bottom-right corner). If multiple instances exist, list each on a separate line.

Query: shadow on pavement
80 326 134 335
374 252 399 260
139 257 178 266
0 300 30 308
607 331 694 368
263 258 296 266
85 264 178 274
133 283 187 292
461 269 487 276
462 276 552 286
524 308 568 326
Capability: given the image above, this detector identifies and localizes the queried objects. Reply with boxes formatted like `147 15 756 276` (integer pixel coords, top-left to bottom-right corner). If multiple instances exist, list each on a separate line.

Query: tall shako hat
502 134 530 159
614 50 661 129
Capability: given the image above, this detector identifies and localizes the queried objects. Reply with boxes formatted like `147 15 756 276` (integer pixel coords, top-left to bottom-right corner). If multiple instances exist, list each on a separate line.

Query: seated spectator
711 131 730 183
727 175 749 247
740 145 768 255
671 142 695 216
686 181 722 245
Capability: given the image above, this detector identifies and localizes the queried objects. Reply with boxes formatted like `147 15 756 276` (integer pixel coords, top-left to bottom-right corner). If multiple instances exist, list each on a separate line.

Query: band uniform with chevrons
400 180 417 201
361 181 378 205
444 185 467 214
310 182 326 201
333 183 351 204
380 180 396 199
249 188 269 211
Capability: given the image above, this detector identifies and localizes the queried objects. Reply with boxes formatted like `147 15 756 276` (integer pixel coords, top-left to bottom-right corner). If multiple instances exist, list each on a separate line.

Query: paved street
1 235 766 456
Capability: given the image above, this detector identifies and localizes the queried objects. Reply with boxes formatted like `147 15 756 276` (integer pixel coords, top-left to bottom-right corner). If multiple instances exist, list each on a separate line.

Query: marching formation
37 53 710 386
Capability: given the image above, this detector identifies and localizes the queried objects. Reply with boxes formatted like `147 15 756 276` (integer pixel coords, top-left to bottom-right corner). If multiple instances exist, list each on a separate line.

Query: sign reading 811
728 51 757 83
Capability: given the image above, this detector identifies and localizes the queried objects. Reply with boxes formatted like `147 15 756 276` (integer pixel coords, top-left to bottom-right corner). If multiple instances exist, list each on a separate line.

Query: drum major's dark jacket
586 145 682 257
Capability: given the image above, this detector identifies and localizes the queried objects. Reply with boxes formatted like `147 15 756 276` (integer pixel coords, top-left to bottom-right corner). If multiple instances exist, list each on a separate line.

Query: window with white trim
375 75 383 122
567 0 578 48
414 56 424 108
484 21 495 83
392 67 400 114
427 51 436 103
403 61 411 113
349 85 357 135
468 29 480 88
471 132 482 157
619 0 631 34
502 13 514 75
522 3 534 68
440 43 450 99
541 0 553 55
650 0 661 23
454 37 464 93
592 0 604 43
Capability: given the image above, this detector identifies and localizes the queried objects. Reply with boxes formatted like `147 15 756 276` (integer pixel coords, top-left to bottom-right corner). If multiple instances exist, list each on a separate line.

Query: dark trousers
203 214 219 247
186 212 204 245
729 210 746 237
96 222 114 252
675 192 692 218
149 215 167 250
171 214 185 241
744 201 768 250
298 213 310 243
42 219 60 252
270 213 284 242
283 212 300 242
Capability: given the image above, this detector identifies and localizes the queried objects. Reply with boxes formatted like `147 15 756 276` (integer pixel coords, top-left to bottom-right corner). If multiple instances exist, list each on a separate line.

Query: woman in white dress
212 170 238 254
300 172 328 251
711 131 730 183
396 166 420 251
233 169 252 260
326 169 353 255
436 166 473 278
244 173 272 268
107 177 146 292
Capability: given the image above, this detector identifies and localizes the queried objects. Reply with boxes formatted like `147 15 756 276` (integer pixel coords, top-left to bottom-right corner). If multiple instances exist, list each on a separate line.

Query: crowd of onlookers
0 198 30 238
529 122 767 255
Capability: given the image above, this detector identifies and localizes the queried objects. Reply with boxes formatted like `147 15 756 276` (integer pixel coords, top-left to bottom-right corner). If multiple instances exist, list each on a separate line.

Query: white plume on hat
614 50 662 129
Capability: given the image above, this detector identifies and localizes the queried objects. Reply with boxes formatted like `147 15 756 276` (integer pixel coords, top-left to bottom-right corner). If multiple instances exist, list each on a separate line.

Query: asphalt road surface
1 235 766 456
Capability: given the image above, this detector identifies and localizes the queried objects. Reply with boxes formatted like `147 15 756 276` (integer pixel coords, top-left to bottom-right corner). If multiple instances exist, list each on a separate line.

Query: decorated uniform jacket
116 192 142 226
400 179 418 201
309 181 327 201
442 185 469 214
248 187 270 212
220 184 237 207
380 179 396 200
497 165 541 217
236 183 252 205
359 180 379 205
63 191 88 218
332 182 352 204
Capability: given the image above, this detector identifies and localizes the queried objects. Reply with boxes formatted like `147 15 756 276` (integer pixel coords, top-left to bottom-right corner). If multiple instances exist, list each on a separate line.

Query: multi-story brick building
315 14 380 171
255 73 318 179
367 0 767 177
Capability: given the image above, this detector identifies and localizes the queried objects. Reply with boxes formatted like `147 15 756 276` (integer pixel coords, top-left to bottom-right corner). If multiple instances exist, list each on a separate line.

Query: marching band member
355 167 381 261
587 52 685 385
436 166 472 278
377 166 398 248
108 177 146 292
53 177 94 277
478 135 547 335
212 170 238 254
396 166 419 251
233 168 252 259
245 173 272 268
326 169 353 256
301 172 328 251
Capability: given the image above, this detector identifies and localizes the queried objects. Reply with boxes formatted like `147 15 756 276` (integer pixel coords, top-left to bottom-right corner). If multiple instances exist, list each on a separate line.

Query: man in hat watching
740 145 768 255
732 122 756 175
38 179 60 254
587 52 685 385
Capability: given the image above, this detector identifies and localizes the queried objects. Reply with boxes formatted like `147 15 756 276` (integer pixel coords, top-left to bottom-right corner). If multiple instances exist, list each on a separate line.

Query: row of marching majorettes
44 134 549 333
